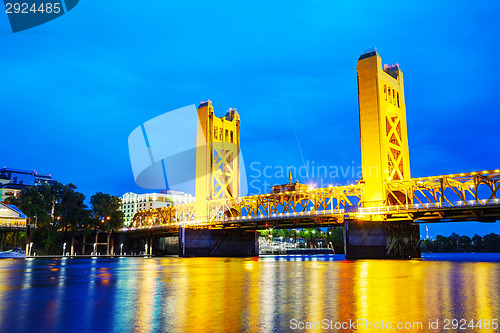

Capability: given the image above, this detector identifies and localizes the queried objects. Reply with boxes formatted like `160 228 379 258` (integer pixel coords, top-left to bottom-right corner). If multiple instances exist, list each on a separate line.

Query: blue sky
1 1 499 237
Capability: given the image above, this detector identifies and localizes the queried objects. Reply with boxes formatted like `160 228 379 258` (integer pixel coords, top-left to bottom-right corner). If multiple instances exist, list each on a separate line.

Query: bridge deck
124 169 500 235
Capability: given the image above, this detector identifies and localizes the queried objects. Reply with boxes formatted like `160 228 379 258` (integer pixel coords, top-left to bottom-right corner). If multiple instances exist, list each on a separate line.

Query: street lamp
120 243 124 256
29 242 33 256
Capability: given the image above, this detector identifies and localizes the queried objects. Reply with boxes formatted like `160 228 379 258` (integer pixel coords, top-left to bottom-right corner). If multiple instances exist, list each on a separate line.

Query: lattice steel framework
195 101 240 220
129 169 500 231
357 49 411 207
127 51 500 232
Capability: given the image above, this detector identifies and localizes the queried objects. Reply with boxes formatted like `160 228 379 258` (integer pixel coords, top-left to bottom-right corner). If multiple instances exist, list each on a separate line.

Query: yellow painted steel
357 49 411 207
130 170 500 229
128 50 500 231
195 100 240 221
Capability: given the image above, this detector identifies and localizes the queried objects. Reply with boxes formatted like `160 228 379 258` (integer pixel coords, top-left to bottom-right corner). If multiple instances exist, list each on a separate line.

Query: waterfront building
0 167 57 187
0 167 57 202
0 202 28 228
121 191 195 225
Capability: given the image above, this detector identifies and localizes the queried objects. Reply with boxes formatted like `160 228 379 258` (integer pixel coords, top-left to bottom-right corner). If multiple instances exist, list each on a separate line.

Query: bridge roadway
120 169 500 237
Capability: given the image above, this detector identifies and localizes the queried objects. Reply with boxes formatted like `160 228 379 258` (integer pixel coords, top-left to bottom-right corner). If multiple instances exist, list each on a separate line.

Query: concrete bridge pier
115 233 174 256
114 233 146 256
343 220 421 259
179 227 259 257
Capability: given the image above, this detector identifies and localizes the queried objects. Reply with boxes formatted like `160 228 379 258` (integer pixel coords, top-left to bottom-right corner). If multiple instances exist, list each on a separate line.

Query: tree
472 234 484 251
90 192 124 231
327 227 344 253
90 192 124 255
458 235 472 252
5 183 60 227
54 183 87 255
5 182 126 255
56 183 87 231
483 233 500 252
422 233 500 253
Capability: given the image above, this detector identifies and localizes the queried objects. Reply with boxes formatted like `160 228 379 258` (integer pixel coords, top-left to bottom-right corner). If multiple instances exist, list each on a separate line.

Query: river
0 254 499 332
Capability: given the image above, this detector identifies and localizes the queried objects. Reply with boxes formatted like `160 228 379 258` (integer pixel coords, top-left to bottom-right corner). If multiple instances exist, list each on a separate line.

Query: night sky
1 1 499 237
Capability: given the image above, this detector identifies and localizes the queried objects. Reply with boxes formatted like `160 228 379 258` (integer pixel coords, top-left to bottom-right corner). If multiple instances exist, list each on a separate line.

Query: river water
0 254 499 332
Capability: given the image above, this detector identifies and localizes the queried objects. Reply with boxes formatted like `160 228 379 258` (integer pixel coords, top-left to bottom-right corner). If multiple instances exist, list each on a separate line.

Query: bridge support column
179 228 259 257
344 220 420 259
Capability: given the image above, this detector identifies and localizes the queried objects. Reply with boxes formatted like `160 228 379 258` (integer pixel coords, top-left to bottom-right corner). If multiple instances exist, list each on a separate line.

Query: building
0 167 57 202
122 191 195 225
0 167 57 187
158 190 195 205
0 202 28 228
0 188 20 202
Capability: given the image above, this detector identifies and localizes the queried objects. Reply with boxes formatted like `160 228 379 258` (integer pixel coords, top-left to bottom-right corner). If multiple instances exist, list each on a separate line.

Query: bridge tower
343 48 420 259
181 100 258 257
357 48 411 207
195 100 241 220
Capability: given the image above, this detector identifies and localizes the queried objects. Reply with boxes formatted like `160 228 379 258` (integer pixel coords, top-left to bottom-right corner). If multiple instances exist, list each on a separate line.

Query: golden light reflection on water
134 259 158 332
141 257 500 333
475 264 498 321
0 256 499 332
0 261 12 329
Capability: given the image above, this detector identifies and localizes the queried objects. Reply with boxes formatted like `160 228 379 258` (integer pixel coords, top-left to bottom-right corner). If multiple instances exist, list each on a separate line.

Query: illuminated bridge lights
125 169 500 231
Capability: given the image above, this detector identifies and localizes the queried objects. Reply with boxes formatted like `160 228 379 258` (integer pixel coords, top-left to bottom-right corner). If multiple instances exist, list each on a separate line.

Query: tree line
6 182 123 254
421 232 500 253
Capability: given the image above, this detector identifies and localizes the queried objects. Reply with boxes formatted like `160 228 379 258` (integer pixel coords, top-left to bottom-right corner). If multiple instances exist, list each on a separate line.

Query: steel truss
128 169 500 231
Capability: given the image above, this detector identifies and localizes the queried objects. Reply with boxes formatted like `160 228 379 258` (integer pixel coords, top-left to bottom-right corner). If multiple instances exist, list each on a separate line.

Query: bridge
120 48 500 259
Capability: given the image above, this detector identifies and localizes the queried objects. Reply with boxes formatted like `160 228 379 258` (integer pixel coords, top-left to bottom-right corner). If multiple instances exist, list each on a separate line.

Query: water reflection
0 255 498 332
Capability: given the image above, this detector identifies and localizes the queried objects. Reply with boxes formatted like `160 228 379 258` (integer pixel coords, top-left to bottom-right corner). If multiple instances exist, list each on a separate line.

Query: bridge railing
358 198 500 215
122 196 500 232
218 208 347 223
385 169 500 208
0 220 31 229
127 169 500 230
